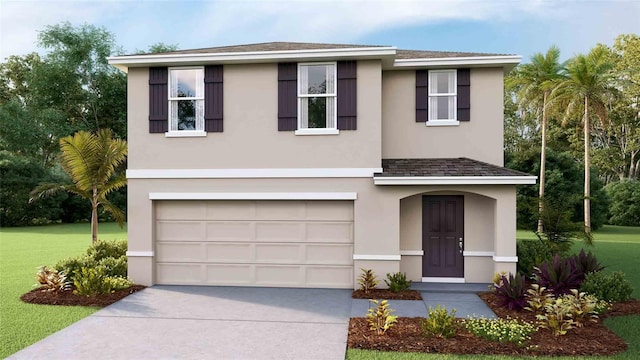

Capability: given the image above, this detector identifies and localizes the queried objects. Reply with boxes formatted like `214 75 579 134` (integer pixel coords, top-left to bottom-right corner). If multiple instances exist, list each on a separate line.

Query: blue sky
1 0 639 62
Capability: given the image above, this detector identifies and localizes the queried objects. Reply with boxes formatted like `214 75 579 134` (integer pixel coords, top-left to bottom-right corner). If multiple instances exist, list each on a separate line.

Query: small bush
533 255 582 296
524 284 553 314
366 299 398 335
73 267 132 296
86 239 127 261
358 268 379 294
55 256 96 284
384 272 412 293
96 256 128 278
493 273 527 310
35 266 70 292
571 249 604 276
580 271 634 303
421 305 457 339
517 239 554 276
463 317 536 346
536 297 575 336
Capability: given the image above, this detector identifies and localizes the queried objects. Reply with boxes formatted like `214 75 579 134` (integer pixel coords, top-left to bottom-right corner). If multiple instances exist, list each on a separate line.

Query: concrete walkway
10 286 353 360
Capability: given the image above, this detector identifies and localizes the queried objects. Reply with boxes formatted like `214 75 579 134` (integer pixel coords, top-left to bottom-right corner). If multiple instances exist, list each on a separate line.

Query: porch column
353 192 400 288
125 180 155 286
493 186 518 275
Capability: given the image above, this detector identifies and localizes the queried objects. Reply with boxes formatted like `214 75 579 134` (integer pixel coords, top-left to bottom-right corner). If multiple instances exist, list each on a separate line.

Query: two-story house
108 42 536 289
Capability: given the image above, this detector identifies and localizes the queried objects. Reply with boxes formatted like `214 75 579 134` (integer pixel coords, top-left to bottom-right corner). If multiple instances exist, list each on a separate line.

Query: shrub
86 239 127 261
358 268 379 294
384 272 412 293
463 317 536 346
533 255 582 296
366 299 398 335
96 256 127 278
421 305 457 339
571 249 604 276
493 273 527 310
524 284 553 314
580 271 634 303
35 266 70 292
561 289 602 327
73 267 132 296
517 239 554 276
536 297 575 336
606 180 640 226
55 256 96 284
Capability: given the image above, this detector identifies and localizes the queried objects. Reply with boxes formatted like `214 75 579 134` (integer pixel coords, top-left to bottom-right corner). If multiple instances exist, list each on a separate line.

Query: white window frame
166 66 206 137
427 69 459 126
295 62 339 136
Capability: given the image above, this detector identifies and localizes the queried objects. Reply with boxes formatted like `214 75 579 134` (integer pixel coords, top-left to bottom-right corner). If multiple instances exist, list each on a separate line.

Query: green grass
0 222 127 359
347 225 640 360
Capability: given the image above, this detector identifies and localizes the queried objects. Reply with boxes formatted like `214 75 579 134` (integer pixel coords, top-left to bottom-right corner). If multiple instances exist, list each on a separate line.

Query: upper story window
428 70 457 124
297 63 337 134
169 67 204 133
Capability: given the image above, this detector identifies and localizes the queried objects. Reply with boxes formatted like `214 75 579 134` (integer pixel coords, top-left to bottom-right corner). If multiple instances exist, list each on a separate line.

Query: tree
606 180 640 226
508 46 565 233
551 46 618 233
30 129 127 242
135 42 179 54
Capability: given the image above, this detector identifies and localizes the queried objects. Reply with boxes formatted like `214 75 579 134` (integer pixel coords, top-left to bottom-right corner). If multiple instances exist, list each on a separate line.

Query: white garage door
154 200 354 288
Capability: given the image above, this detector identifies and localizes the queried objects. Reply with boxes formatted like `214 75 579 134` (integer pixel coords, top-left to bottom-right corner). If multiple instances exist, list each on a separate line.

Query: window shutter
457 68 470 121
337 61 357 130
204 65 223 132
149 67 168 133
278 63 297 131
415 70 428 122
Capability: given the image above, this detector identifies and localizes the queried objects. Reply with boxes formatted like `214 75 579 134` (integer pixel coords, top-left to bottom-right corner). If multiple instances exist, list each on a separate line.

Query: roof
396 49 512 59
373 158 536 185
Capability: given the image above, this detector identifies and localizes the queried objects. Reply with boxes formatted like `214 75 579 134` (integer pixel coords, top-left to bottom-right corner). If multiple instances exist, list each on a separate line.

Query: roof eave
108 47 398 72
390 55 522 72
373 175 537 185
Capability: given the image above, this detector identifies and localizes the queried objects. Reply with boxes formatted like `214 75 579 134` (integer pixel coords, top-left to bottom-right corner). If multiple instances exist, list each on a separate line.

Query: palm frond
29 183 73 203
100 199 126 228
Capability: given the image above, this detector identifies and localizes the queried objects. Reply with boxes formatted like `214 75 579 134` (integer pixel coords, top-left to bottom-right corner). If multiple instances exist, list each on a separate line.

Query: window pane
429 96 455 120
169 99 197 130
430 71 455 94
307 97 327 128
302 65 331 95
170 69 201 98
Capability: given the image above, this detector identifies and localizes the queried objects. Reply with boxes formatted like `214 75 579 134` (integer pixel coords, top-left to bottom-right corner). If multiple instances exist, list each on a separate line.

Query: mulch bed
348 291 640 356
352 289 423 300
21 285 146 307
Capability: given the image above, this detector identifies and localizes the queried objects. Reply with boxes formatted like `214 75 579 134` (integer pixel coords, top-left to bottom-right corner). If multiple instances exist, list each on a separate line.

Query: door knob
458 238 463 254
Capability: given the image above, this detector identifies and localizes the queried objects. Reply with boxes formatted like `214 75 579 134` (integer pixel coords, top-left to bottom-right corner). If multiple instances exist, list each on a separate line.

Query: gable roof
374 158 536 185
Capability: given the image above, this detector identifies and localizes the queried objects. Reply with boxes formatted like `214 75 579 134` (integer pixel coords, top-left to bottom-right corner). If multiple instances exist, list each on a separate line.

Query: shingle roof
375 158 532 177
133 41 508 58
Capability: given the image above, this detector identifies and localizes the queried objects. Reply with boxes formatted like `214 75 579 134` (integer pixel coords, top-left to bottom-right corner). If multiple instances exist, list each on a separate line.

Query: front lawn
347 225 640 359
0 222 127 359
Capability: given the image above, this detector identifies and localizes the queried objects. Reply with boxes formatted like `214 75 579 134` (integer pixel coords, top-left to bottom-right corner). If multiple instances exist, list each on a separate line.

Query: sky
0 0 639 63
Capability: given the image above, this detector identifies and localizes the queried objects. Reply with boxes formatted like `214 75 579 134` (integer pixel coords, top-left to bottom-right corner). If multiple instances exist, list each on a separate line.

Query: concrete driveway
10 286 353 360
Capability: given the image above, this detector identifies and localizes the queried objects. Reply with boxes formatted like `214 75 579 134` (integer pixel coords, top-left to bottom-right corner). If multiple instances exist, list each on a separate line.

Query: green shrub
535 297 575 336
55 256 96 284
463 317 536 346
384 272 412 293
580 271 634 303
86 239 127 261
517 239 554 276
96 256 127 278
606 180 640 226
561 289 602 327
366 299 398 335
421 305 457 339
524 284 553 314
35 266 70 292
73 267 132 296
358 268 379 294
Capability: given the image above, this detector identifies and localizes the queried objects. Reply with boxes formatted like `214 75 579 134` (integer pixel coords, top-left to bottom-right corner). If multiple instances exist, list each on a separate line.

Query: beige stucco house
108 42 536 289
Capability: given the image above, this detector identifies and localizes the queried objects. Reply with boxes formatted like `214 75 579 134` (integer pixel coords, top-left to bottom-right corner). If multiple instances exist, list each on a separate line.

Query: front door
422 195 464 278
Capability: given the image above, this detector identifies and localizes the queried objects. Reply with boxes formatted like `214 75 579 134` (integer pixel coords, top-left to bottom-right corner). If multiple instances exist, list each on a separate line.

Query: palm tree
551 45 617 234
509 46 564 233
30 129 127 243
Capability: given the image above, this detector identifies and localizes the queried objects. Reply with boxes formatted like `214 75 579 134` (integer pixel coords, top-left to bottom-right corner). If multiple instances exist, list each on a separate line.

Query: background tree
508 46 564 233
551 45 618 233
30 129 127 242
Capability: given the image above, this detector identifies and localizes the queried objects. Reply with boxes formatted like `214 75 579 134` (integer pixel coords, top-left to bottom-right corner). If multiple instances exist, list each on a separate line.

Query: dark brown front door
422 195 464 278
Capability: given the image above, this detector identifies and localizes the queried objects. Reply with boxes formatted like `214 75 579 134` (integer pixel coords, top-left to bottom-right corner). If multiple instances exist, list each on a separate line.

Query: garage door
154 200 354 288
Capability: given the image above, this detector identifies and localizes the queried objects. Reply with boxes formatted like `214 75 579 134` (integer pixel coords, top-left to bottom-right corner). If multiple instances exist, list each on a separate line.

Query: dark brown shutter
415 70 428 122
204 65 223 132
278 63 297 131
149 67 168 133
457 68 470 121
337 61 357 130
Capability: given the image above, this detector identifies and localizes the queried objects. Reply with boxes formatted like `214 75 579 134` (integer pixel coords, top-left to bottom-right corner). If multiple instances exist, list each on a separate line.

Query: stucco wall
127 61 382 170
381 68 505 166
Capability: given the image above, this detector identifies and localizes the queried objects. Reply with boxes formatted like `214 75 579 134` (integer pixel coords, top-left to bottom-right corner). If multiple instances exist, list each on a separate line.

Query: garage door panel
206 222 254 242
156 221 204 241
206 243 253 262
255 244 303 263
306 223 352 243
156 201 205 220
155 200 354 288
157 242 204 262
306 244 353 265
